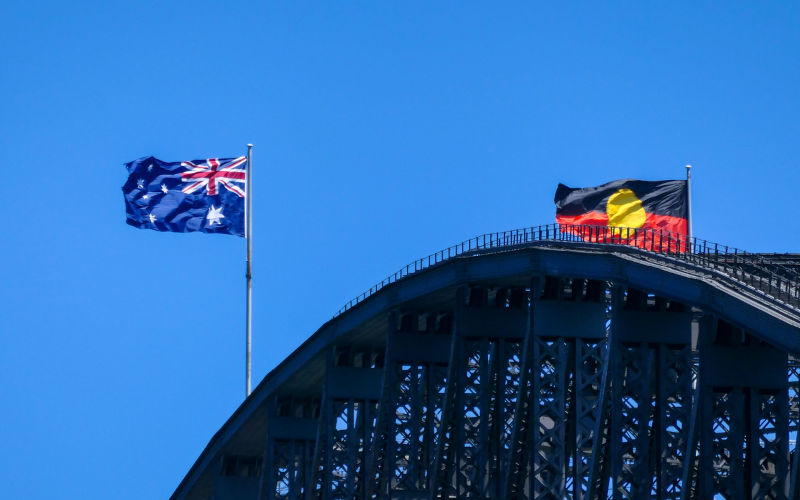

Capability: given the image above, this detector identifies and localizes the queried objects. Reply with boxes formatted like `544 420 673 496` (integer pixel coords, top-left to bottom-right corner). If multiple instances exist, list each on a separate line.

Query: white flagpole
246 144 253 397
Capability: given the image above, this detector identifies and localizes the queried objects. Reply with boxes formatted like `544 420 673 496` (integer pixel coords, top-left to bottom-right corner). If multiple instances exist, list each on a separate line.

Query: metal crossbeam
247 279 800 500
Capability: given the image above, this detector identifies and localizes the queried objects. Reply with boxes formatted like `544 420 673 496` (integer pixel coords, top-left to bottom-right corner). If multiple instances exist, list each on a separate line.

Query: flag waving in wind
554 179 689 250
122 156 247 236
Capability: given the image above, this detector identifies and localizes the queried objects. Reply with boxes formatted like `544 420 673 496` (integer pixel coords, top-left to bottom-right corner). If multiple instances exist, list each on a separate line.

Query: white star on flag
148 214 157 223
161 184 168 194
206 205 225 226
137 178 145 189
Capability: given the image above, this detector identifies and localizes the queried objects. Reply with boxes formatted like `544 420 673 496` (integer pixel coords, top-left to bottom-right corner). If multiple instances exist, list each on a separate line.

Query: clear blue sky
2 2 798 498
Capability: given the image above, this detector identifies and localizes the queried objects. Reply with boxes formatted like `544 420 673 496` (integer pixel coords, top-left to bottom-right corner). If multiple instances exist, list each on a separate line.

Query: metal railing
333 224 800 318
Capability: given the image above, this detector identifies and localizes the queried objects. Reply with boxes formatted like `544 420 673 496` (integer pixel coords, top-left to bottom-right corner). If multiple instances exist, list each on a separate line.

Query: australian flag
122 156 247 237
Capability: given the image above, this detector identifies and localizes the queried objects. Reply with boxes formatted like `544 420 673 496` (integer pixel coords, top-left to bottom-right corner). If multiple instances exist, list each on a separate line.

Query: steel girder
254 276 800 500
175 245 800 500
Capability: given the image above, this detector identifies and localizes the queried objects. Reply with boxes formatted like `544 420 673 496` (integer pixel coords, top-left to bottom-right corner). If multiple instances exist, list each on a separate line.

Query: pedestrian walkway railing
334 224 800 318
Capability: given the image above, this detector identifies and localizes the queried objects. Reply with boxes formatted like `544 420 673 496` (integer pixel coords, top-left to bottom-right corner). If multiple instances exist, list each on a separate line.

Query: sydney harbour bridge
171 224 800 499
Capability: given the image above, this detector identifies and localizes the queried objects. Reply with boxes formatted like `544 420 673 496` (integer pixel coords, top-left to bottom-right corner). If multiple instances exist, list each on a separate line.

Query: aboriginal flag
554 179 689 251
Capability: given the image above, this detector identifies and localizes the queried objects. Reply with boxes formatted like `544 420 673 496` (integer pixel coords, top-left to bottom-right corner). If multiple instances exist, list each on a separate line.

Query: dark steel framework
173 225 800 500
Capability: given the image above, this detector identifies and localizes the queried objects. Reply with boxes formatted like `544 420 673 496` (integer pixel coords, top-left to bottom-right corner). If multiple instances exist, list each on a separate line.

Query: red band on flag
556 213 689 252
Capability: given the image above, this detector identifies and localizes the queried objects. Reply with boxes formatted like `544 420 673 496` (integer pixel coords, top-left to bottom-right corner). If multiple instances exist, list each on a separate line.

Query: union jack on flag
181 157 247 197
122 155 248 236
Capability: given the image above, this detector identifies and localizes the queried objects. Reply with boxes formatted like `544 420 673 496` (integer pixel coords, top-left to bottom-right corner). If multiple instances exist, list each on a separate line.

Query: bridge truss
173 225 800 500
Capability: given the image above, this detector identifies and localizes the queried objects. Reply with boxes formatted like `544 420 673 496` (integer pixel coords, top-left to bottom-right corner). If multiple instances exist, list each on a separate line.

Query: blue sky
2 2 799 498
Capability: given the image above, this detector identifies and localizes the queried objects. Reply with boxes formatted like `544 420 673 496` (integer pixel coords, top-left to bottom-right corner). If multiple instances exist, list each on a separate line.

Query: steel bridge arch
172 227 800 500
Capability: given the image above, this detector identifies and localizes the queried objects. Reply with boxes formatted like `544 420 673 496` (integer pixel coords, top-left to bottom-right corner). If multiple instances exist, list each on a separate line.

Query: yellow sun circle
606 188 646 236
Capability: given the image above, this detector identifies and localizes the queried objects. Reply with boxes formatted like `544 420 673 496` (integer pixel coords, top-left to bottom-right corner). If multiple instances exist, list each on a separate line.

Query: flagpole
246 144 253 397
686 164 693 249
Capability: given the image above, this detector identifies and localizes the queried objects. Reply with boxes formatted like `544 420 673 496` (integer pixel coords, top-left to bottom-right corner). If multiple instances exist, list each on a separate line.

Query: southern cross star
148 214 157 223
137 178 145 189
161 184 168 194
206 205 225 226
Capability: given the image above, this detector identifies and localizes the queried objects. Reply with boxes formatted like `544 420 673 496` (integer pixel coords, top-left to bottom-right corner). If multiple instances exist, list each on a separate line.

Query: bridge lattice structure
173 224 800 500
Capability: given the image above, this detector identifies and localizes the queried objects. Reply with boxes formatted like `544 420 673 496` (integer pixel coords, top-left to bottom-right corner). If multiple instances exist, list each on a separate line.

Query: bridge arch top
334 224 800 320
172 224 800 500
